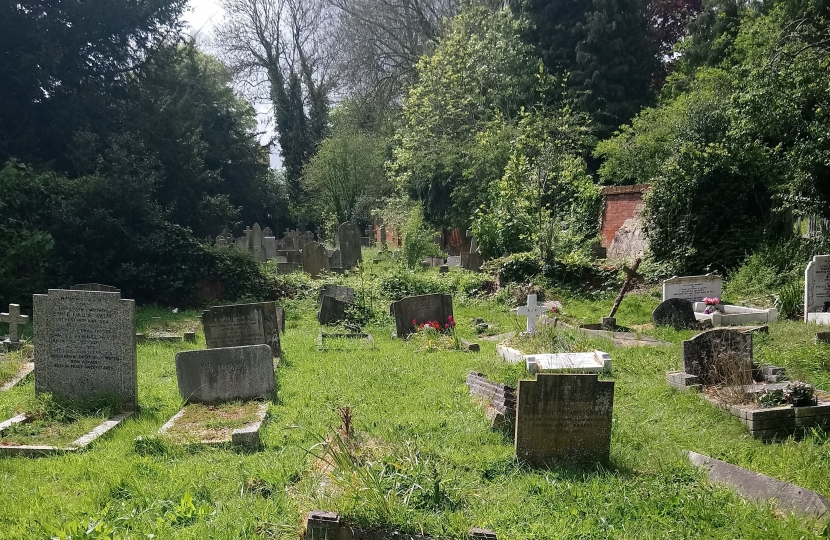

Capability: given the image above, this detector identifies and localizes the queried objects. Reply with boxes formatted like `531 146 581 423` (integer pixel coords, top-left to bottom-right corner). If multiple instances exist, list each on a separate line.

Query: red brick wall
600 185 650 248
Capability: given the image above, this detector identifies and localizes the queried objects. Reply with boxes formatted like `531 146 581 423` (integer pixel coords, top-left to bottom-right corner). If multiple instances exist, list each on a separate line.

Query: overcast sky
182 0 283 168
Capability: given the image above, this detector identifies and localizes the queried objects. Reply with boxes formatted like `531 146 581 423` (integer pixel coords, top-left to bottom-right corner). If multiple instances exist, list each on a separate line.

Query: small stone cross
516 294 547 334
1 304 29 343
315 227 323 240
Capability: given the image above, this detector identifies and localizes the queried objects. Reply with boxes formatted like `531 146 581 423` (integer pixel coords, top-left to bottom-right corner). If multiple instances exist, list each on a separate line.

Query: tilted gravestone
33 289 137 409
71 283 121 293
202 302 281 357
302 241 331 278
389 294 454 338
652 298 697 329
337 222 363 269
805 255 830 324
682 328 753 386
662 274 722 302
318 295 349 325
174 344 275 404
329 249 342 269
318 285 355 304
515 374 614 466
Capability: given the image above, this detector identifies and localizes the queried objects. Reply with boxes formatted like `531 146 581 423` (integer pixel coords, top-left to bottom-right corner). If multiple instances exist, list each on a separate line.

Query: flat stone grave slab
497 344 612 374
390 293 453 338
692 303 777 327
175 344 275 404
157 401 268 449
202 301 281 357
662 273 722 302
688 451 830 518
316 333 374 351
515 373 614 466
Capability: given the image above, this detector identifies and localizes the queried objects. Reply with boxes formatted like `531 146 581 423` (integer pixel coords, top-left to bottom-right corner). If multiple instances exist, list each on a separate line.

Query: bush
379 268 494 301
402 206 441 269
482 252 542 284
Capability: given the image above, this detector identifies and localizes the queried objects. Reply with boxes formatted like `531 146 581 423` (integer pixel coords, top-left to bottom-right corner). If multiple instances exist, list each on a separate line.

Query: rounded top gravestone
301 241 331 278
652 298 697 330
337 222 363 270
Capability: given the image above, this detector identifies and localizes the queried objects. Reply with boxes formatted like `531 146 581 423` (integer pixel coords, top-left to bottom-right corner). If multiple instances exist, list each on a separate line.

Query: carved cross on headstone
1 304 29 343
516 294 547 334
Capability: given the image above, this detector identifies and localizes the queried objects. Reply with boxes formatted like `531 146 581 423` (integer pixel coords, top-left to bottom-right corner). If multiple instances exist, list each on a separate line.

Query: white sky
182 0 283 168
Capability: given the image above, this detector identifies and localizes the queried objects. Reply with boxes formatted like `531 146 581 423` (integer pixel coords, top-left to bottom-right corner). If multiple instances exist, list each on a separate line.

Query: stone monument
302 241 331 278
202 302 281 357
337 222 363 269
389 294 454 338
174 344 275 404
662 274 722 302
805 255 830 324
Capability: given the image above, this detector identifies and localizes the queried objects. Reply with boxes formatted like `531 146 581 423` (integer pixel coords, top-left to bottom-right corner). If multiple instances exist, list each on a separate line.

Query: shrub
482 252 542 285
401 206 441 269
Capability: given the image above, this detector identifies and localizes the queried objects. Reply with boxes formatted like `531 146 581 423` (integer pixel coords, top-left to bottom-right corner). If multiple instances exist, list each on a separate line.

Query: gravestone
461 252 484 271
318 285 355 304
466 230 478 253
202 302 281 357
515 294 548 334
276 306 285 334
805 255 830 324
389 294 454 338
329 249 342 269
515 374 614 466
301 241 331 278
447 256 461 267
33 289 137 409
337 222 363 269
380 224 387 250
662 274 722 302
263 227 273 237
682 328 753 386
251 223 266 262
318 295 348 325
71 283 121 293
175 344 274 404
652 298 697 329
1 304 29 348
264 236 277 259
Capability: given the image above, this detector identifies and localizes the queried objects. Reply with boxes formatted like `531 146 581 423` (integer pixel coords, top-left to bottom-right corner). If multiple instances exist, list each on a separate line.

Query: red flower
444 323 449 329
412 319 417 325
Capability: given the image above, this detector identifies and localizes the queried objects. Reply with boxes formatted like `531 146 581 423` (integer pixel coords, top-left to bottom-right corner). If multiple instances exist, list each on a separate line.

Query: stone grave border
466 372 516 431
0 411 134 456
496 343 612 374
0 362 34 392
316 332 374 351
156 401 268 450
304 511 498 539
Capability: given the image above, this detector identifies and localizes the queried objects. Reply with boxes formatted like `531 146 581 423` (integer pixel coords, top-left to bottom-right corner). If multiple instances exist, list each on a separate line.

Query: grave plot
0 289 136 456
660 274 776 327
666 328 830 440
304 511 498 539
157 344 274 449
316 332 374 352
0 346 34 392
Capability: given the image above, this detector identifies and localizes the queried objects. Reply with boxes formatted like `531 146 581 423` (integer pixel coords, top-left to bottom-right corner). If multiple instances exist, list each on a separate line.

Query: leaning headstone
662 274 722 302
174 344 274 404
202 302 281 357
805 255 830 324
515 374 614 466
71 283 121 293
33 289 137 409
1 304 29 350
318 296 348 325
328 249 342 269
337 222 363 269
682 328 753 386
652 298 698 329
389 294 453 338
318 285 355 304
301 241 331 278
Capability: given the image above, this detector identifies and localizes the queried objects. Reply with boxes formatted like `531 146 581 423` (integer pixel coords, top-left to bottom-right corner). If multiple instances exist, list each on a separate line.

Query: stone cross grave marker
33 289 137 409
175 344 275 404
1 304 29 344
662 274 722 302
516 294 548 333
202 302 281 357
805 255 830 324
390 293 453 338
515 373 614 466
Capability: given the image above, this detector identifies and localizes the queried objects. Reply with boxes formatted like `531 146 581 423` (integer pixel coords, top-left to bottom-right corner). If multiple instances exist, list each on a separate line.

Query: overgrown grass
0 268 829 537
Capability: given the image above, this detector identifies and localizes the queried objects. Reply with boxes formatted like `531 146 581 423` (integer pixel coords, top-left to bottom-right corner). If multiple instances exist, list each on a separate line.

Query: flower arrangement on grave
784 381 815 407
702 297 720 315
756 388 785 408
411 316 459 351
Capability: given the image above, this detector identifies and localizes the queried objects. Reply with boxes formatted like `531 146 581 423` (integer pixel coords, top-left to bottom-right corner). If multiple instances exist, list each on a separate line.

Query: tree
214 0 334 209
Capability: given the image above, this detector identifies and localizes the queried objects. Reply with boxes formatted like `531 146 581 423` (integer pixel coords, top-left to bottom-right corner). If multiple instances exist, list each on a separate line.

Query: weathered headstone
515 374 614 466
380 224 387 250
682 328 753 386
1 304 29 347
389 294 454 338
337 222 363 269
466 229 478 253
251 223 266 262
318 296 348 325
70 283 121 293
264 236 277 259
33 290 137 409
202 302 281 357
515 294 547 333
652 298 697 329
318 285 355 304
805 255 830 324
301 241 331 278
461 252 484 271
662 274 722 302
276 306 285 334
447 256 461 267
329 249 342 269
175 344 274 404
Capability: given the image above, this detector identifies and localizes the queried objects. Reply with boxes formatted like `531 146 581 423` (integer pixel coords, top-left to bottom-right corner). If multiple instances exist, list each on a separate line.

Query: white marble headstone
805 255 830 324
33 290 136 409
662 274 722 302
525 351 612 374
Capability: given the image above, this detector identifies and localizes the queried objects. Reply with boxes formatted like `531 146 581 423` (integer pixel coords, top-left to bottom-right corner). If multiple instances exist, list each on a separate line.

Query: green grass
1 269 830 537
